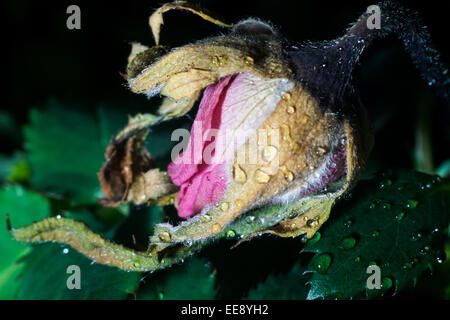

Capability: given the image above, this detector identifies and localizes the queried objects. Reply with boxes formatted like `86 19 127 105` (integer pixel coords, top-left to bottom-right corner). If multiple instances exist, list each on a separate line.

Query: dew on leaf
308 231 321 245
436 252 446 264
395 212 405 220
405 199 418 209
381 202 391 210
410 232 423 241
402 262 413 270
381 277 393 292
226 230 236 239
419 246 431 255
339 236 357 250
344 219 353 228
312 253 332 274
379 179 392 189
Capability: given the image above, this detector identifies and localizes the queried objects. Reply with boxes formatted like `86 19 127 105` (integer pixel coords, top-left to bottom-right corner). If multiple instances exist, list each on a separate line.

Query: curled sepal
9 217 202 272
231 195 335 248
149 1 233 45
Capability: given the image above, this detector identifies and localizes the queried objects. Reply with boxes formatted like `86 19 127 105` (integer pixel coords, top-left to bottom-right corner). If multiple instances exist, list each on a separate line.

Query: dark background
4 0 450 170
3 0 450 300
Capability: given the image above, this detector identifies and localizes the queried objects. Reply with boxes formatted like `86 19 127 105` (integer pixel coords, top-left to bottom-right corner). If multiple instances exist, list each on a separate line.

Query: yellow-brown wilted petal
128 41 290 95
127 169 178 205
160 69 216 101
126 45 168 80
149 1 233 45
158 90 201 118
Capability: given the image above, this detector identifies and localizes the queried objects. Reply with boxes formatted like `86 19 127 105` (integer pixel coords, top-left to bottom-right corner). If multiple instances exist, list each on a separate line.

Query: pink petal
168 74 234 218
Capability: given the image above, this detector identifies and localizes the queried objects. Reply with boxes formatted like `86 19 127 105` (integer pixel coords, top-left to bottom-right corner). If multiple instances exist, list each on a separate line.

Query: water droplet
307 219 319 228
235 199 244 209
233 164 247 183
381 202 391 210
315 146 328 156
226 230 236 239
159 232 171 242
284 170 294 182
405 199 418 209
245 56 254 65
372 230 380 238
354 256 361 263
381 277 393 292
312 253 332 274
56 214 62 220
282 92 292 101
220 202 229 211
334 292 344 300
212 223 222 233
436 252 446 264
308 232 321 245
158 291 165 300
379 179 392 189
262 145 278 162
62 248 69 255
280 125 291 140
200 214 211 223
411 232 423 241
340 236 357 249
255 169 271 184
402 262 413 269
369 202 376 209
395 212 405 220
133 261 141 268
419 246 431 255
344 219 353 228
287 106 296 114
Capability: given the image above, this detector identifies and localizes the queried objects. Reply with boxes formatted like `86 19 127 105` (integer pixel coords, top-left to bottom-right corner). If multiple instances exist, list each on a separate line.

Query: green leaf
304 170 450 299
0 185 50 299
245 263 309 300
24 99 126 204
16 243 141 300
137 257 217 300
0 152 30 184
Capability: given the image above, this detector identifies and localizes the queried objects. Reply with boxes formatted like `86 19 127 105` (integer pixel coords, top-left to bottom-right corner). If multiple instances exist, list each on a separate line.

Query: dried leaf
98 129 151 207
10 217 202 272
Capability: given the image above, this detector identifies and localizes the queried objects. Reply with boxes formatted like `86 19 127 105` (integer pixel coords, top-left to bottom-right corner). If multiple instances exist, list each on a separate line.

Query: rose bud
10 1 449 271
121 2 373 246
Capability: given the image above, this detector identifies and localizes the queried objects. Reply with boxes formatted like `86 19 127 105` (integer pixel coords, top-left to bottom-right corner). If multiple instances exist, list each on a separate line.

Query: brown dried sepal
98 129 176 207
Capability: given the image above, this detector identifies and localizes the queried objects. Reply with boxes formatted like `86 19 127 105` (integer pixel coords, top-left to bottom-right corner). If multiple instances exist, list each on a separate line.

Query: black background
5 0 450 172
3 0 450 301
